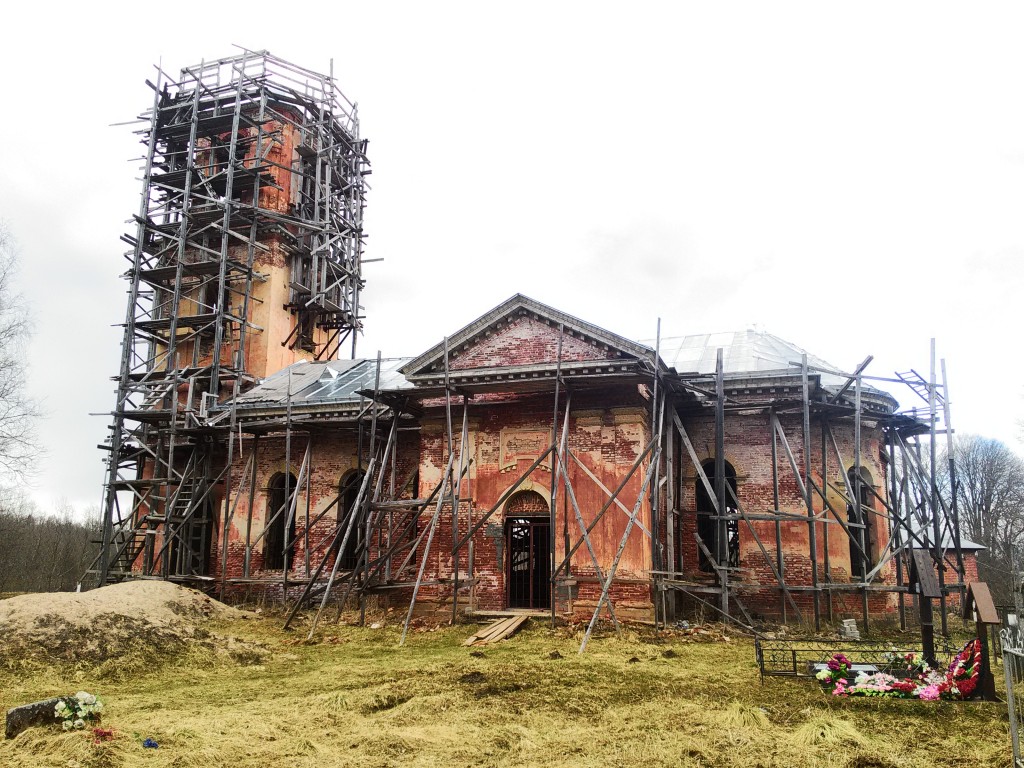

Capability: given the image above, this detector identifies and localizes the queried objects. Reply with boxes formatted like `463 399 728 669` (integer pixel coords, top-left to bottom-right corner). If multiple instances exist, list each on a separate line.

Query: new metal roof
232 358 412 410
651 330 843 383
227 328 891 413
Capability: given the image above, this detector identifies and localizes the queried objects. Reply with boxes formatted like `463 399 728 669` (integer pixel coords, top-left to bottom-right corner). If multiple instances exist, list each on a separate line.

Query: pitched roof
222 308 900 413
649 329 900 412
401 294 655 379
653 330 842 382
229 358 412 411
908 518 986 551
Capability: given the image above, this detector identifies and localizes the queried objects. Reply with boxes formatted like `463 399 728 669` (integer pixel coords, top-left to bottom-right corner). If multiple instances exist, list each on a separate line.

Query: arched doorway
504 490 550 609
695 459 739 572
265 472 297 570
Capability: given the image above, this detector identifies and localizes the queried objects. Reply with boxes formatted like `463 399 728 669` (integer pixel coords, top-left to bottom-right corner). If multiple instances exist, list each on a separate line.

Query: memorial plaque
499 429 551 472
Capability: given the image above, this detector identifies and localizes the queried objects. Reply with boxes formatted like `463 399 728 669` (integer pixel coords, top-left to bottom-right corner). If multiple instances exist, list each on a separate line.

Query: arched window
847 467 874 579
337 469 366 570
265 472 297 570
695 460 739 572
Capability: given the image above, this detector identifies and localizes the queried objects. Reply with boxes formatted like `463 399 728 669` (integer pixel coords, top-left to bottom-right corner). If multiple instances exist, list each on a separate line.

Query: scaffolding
656 339 966 642
260 330 968 653
91 54 966 653
202 314 967 653
93 49 368 585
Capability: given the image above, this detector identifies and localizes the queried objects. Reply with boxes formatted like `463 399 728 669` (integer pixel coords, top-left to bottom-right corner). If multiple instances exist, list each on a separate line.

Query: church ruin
94 50 974 641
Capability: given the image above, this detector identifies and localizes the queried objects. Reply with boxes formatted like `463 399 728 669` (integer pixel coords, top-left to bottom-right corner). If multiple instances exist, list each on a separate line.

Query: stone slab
5 697 66 740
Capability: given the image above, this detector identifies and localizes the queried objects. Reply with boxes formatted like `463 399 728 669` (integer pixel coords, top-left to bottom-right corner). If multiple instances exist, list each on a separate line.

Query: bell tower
96 50 369 583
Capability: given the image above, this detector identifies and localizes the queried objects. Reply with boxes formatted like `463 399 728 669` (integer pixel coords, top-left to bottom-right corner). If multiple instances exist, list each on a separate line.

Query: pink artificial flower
917 684 941 701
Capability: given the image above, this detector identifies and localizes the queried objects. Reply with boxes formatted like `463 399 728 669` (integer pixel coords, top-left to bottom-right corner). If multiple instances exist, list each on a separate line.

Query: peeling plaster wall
212 428 419 580
415 388 655 614
201 298 944 624
674 405 896 618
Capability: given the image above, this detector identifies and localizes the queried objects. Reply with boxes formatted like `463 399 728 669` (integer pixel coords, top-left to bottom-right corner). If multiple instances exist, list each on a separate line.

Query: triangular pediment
401 294 654 380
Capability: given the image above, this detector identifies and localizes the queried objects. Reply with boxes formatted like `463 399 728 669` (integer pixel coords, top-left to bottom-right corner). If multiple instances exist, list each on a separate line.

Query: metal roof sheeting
643 329 899 410
233 358 412 409
908 519 986 551
652 330 841 382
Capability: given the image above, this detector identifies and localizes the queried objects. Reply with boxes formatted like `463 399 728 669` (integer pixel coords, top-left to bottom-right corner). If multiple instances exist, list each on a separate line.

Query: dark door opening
506 517 550 609
337 469 366 570
847 466 875 579
180 499 214 576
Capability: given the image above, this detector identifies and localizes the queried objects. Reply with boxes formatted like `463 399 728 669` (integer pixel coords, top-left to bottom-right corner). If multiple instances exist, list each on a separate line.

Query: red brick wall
963 553 980 584
212 424 418 580
446 313 623 371
208 391 953 626
414 386 655 613
672 406 897 618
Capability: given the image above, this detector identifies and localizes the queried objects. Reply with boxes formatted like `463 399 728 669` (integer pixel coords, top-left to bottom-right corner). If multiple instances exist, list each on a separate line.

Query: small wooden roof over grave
908 549 941 599
963 581 999 625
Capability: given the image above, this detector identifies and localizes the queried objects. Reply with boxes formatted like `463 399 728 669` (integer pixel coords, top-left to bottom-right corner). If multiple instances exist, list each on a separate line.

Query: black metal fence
754 638 950 682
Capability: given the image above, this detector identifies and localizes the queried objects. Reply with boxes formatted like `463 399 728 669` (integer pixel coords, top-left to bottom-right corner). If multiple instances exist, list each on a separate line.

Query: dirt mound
0 581 264 673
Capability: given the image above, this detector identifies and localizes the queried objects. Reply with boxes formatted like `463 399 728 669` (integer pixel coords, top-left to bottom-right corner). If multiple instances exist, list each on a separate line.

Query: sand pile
0 581 264 672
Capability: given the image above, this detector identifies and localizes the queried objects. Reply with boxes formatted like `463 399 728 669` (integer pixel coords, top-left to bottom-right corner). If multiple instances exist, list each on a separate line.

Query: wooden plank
462 619 495 646
462 625 492 646
479 617 520 643
463 617 514 646
464 615 531 646
910 549 941 599
965 581 999 625
482 615 528 644
471 618 511 643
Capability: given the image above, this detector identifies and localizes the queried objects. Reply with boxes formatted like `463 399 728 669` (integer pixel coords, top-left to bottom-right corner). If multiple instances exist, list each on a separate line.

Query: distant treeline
0 497 100 593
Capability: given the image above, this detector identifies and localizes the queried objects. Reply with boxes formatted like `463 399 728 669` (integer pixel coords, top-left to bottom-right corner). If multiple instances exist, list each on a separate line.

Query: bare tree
0 225 40 480
942 434 1024 604
0 493 100 593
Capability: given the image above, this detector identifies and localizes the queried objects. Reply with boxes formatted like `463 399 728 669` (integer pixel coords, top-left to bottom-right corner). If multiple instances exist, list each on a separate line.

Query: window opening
695 459 739 572
265 473 297 570
847 467 874 578
337 469 365 570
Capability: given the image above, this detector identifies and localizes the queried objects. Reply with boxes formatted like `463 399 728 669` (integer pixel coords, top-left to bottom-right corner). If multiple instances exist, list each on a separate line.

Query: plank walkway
463 615 529 646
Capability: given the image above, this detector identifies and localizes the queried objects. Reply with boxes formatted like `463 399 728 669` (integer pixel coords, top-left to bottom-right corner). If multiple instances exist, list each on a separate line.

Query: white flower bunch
54 692 104 730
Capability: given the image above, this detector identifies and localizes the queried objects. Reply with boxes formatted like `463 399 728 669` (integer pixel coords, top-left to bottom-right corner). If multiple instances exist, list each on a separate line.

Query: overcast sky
1 1 1022 515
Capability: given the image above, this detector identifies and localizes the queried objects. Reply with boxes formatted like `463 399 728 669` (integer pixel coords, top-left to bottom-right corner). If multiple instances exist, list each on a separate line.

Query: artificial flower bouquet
816 639 982 701
54 691 104 731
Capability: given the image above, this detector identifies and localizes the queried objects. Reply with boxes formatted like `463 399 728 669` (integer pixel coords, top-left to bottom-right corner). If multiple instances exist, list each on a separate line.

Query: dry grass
0 607 1010 768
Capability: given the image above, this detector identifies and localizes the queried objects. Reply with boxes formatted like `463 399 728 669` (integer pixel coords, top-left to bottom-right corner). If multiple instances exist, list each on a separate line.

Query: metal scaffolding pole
95 50 369 589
